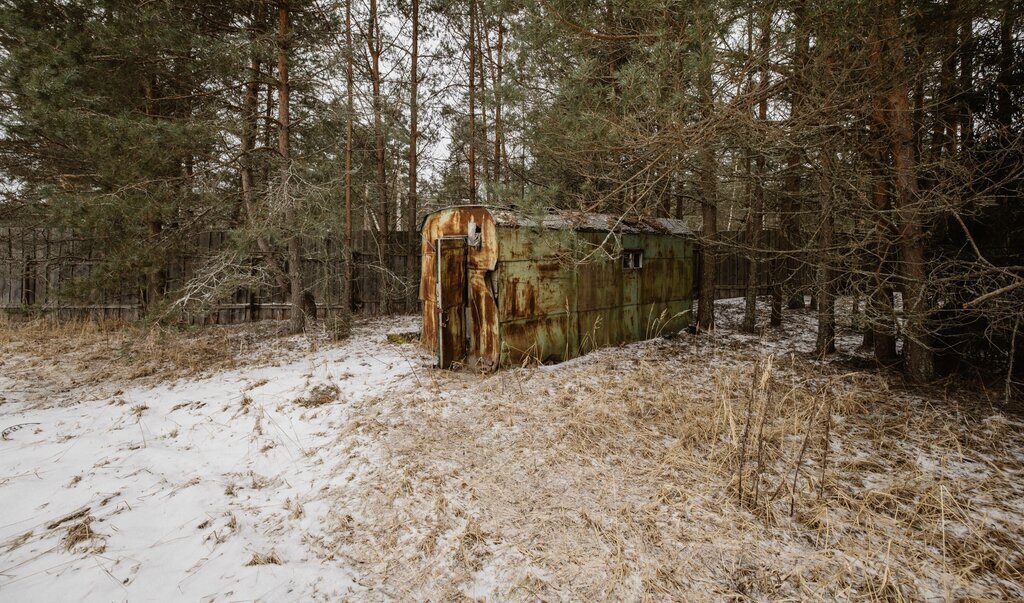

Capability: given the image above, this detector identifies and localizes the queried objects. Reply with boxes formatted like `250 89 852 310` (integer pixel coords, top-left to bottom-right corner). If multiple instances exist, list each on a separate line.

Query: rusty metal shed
420 205 695 369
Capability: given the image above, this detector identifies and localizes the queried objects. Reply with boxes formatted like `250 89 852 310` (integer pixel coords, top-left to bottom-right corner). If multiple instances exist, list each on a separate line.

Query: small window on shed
622 249 644 269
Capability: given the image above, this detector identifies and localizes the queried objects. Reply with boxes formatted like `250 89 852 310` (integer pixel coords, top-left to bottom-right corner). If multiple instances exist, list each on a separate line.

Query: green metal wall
495 227 694 365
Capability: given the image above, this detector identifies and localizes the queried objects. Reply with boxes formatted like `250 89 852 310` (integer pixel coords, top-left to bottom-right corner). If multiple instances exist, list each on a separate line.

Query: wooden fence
713 229 778 299
0 227 420 322
0 227 801 323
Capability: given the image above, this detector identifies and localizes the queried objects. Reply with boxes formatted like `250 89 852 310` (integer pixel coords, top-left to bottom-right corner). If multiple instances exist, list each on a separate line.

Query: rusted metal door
436 237 467 368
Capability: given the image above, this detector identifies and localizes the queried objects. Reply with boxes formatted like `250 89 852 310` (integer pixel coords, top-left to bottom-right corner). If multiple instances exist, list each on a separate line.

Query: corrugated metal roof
485 207 693 236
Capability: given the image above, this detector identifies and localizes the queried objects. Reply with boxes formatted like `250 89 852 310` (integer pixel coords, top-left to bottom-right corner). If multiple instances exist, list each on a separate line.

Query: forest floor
1 299 1023 601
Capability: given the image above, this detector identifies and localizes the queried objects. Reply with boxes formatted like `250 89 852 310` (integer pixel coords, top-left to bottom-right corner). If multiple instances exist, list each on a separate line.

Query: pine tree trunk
342 0 355 323
262 71 275 185
142 80 165 312
815 146 836 355
408 0 419 232
699 197 717 331
696 45 717 332
933 2 958 162
278 0 304 333
491 18 504 187
468 0 477 203
146 219 164 309
781 0 808 311
958 14 974 150
742 148 758 333
404 0 419 314
814 46 837 356
476 7 489 201
745 13 771 332
242 6 290 296
741 19 756 334
368 0 389 313
866 52 899 364
884 0 933 382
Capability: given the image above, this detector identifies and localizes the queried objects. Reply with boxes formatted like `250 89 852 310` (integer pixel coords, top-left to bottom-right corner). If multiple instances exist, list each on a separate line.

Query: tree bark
867 165 899 364
958 13 974 151
476 7 490 201
741 160 758 332
696 42 717 331
815 146 836 355
278 0 304 333
866 42 899 365
368 0 389 313
933 1 958 162
883 0 933 382
408 0 419 232
781 0 808 311
745 12 771 332
342 0 355 319
403 0 420 315
262 68 275 186
468 0 477 203
813 42 838 356
142 79 165 311
491 17 505 187
241 6 290 297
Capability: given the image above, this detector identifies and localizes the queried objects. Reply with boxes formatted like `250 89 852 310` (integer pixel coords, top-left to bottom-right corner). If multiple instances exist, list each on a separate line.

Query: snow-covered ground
0 316 429 600
2 300 1023 601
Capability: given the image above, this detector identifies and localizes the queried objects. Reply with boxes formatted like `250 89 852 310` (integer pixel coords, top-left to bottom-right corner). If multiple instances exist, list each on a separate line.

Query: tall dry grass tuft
61 516 103 552
244 550 283 566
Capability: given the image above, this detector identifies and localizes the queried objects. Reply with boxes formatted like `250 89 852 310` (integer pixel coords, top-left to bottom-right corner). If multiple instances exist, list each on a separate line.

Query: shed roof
425 205 692 236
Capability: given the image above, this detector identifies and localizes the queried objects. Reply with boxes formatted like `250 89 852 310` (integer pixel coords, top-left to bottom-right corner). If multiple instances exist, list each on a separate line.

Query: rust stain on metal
435 237 467 368
468 269 499 369
500 314 570 365
500 278 540 320
420 205 498 270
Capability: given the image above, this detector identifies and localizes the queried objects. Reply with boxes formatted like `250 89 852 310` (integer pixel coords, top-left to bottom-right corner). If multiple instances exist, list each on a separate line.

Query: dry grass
0 318 304 407
0 318 296 380
62 517 103 552
315 317 1024 600
296 384 340 408
3 530 33 553
245 550 283 566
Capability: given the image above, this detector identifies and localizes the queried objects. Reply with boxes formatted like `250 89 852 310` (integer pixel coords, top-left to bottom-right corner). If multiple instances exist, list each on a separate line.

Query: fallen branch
962 279 1024 309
